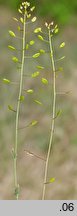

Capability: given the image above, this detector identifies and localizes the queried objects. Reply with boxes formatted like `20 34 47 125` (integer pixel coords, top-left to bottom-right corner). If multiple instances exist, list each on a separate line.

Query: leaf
30 6 35 12
38 35 44 41
20 17 24 23
8 45 16 50
34 27 42 33
3 78 11 84
60 42 65 48
29 40 35 45
12 56 19 63
42 78 48 85
37 65 44 70
49 178 55 183
54 28 59 34
20 95 24 101
8 105 16 112
30 120 38 126
9 30 16 37
39 49 45 54
31 17 37 22
32 71 40 78
32 53 40 58
34 100 42 105
26 89 34 93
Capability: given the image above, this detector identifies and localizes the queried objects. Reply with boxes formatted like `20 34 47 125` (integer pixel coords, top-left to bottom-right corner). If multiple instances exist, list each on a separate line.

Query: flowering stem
14 12 26 200
42 28 56 200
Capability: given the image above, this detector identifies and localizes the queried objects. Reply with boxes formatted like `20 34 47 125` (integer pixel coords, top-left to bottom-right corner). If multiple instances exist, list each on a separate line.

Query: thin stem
14 12 26 200
42 28 56 200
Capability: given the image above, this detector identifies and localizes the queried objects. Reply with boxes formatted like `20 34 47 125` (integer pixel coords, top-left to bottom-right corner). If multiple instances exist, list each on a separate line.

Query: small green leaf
20 17 24 23
29 40 35 45
60 42 65 48
30 6 35 12
42 78 48 85
39 49 45 54
37 65 44 70
8 45 16 50
34 100 42 105
31 17 37 22
49 178 55 183
32 71 40 78
12 56 19 63
54 28 59 34
9 30 16 37
33 53 40 58
34 28 42 33
26 89 34 93
20 95 24 101
3 78 11 84
30 120 38 126
38 35 44 41
8 105 16 112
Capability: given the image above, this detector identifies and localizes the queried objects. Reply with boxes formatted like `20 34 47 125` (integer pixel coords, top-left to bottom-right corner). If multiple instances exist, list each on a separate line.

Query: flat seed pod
42 78 48 84
34 100 42 105
9 30 16 37
3 78 11 84
60 42 65 48
33 53 40 58
31 17 37 22
38 35 44 41
29 40 35 45
8 105 16 112
30 120 38 126
49 178 55 183
39 49 45 54
12 56 19 63
20 17 24 23
37 65 44 70
20 95 24 101
8 45 16 50
32 71 40 78
26 89 34 93
34 28 42 33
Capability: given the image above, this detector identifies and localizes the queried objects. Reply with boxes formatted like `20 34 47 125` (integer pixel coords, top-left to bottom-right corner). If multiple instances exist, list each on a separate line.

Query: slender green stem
42 28 56 200
14 13 26 200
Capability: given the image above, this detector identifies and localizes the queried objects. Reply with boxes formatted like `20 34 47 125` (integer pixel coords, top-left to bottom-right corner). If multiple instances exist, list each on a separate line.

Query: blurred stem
42 28 56 200
14 13 26 200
